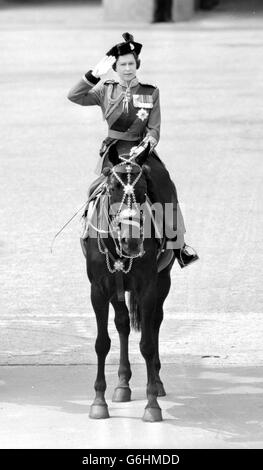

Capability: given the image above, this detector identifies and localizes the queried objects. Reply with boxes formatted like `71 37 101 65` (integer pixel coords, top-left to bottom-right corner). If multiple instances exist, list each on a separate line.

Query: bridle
96 154 146 274
50 138 150 255
50 147 148 301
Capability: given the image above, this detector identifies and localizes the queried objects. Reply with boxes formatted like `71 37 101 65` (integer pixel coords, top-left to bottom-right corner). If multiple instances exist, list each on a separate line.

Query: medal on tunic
136 108 149 121
123 87 131 113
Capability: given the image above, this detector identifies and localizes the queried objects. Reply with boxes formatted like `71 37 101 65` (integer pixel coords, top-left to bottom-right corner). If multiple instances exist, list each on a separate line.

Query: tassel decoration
122 32 134 42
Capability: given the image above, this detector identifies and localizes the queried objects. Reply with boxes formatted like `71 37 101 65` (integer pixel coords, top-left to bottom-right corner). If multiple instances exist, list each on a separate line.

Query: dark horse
83 144 175 422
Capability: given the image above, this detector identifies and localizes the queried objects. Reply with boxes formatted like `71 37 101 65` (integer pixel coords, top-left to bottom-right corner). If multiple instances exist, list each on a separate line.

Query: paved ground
1 364 263 449
0 0 263 449
0 0 262 366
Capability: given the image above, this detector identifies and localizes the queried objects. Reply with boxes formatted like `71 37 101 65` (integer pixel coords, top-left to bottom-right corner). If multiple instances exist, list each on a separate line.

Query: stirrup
176 244 199 269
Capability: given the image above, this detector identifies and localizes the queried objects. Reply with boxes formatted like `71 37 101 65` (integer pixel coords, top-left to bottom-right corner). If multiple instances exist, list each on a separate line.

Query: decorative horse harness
50 140 169 302
84 153 146 302
94 154 146 275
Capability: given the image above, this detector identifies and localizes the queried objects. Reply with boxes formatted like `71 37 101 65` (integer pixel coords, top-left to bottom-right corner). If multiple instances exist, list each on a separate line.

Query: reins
50 138 149 254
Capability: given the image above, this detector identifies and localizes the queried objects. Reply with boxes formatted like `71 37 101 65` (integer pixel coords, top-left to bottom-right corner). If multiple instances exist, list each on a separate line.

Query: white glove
145 135 157 151
92 55 116 78
130 136 157 159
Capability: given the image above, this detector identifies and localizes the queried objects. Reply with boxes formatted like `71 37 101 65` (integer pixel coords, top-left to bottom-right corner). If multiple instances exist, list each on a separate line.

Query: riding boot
165 207 199 268
144 152 199 269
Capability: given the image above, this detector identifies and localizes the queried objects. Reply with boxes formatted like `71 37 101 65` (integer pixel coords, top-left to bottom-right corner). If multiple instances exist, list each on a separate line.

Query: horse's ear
107 145 119 166
142 164 151 177
136 143 151 166
102 166 112 177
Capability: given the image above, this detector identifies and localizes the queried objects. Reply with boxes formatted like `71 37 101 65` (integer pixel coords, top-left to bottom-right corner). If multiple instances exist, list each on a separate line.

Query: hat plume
122 32 134 42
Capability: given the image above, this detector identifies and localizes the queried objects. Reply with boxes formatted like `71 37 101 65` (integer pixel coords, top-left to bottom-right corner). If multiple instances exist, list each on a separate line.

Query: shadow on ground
1 364 263 448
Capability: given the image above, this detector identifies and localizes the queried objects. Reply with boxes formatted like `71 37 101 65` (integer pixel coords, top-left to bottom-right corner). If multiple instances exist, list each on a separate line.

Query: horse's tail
128 291 141 332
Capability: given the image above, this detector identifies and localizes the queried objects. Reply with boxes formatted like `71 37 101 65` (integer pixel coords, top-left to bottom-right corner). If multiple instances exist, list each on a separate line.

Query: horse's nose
121 237 131 243
121 237 143 255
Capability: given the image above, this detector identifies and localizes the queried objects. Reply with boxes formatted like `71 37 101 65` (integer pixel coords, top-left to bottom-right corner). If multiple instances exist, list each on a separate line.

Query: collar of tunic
118 77 139 89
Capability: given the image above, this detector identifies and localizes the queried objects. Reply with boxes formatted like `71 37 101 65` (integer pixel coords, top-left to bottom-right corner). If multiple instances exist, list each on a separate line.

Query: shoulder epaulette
139 82 157 89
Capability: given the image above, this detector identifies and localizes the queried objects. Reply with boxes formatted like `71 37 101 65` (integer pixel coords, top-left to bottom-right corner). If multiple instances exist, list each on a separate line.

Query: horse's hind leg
154 268 172 397
111 296 132 402
153 307 166 397
89 283 111 419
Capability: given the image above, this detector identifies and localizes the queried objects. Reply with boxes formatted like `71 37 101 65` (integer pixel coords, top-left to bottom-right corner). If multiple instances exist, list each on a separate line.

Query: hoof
89 404 110 419
112 387 131 402
142 406 163 422
157 382 166 397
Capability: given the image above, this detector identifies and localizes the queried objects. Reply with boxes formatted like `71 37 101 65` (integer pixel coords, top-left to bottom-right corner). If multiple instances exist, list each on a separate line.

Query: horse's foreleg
111 296 132 402
89 283 111 419
139 286 163 422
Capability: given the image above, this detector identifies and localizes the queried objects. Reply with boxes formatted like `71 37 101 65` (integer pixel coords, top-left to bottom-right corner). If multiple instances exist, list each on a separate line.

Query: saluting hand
92 56 116 78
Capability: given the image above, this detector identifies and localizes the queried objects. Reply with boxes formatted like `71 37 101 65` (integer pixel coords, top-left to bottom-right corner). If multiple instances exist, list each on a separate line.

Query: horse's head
103 144 151 258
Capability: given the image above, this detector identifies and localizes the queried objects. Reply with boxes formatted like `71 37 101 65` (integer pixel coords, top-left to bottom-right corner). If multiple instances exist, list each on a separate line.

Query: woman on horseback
67 32 198 268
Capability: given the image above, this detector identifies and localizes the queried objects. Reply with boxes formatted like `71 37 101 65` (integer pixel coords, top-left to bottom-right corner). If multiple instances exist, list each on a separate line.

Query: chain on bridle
97 154 146 273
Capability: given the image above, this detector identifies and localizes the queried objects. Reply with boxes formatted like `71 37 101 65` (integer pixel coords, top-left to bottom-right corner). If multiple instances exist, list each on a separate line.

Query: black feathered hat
106 32 142 59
